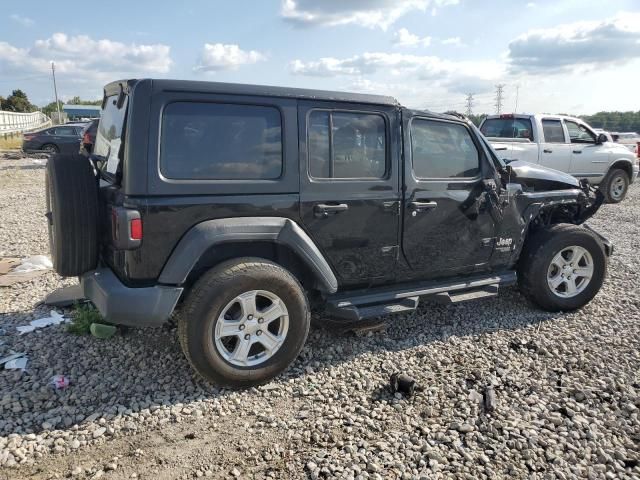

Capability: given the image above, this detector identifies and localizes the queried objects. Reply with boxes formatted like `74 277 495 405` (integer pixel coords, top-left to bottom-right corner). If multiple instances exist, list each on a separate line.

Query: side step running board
327 297 419 322
432 284 499 305
325 271 516 323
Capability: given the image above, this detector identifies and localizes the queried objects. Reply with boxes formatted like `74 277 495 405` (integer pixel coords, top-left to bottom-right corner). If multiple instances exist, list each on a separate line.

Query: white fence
0 111 51 136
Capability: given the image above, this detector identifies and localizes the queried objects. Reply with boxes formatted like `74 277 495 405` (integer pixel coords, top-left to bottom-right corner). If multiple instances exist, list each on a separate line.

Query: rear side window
480 117 534 141
95 94 128 175
160 102 282 180
53 126 78 136
411 119 480 179
542 119 566 143
308 110 386 179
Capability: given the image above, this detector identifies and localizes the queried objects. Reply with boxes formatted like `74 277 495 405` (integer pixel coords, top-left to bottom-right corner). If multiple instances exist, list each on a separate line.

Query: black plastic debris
390 373 417 396
484 386 497 411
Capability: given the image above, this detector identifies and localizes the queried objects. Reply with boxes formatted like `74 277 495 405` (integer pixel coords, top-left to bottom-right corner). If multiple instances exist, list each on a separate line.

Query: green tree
41 100 64 118
0 89 36 112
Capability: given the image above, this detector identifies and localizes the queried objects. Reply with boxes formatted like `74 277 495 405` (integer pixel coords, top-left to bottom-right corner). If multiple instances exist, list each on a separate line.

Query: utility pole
465 93 474 117
494 84 505 114
514 84 520 113
51 62 61 124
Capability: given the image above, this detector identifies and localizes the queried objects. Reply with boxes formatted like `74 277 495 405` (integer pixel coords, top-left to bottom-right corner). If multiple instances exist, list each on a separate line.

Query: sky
1 0 639 115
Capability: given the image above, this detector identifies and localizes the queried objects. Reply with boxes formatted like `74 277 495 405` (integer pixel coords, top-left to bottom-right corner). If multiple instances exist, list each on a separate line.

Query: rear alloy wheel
41 143 59 154
214 290 290 367
601 168 629 203
178 258 310 387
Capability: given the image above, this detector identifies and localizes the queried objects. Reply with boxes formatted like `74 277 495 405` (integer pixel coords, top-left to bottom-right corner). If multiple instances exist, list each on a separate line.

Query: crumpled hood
506 160 581 190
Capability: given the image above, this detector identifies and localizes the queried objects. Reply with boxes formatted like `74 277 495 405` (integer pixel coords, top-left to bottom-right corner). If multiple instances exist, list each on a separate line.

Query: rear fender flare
157 217 338 293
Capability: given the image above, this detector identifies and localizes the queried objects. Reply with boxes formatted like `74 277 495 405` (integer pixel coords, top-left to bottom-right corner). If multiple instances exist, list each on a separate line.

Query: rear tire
45 153 98 276
178 258 310 387
518 224 606 312
600 168 629 203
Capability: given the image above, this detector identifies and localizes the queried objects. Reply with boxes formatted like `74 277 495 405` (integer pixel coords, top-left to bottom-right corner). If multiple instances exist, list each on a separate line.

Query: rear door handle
573 150 582 154
409 201 438 212
543 149 553 153
314 203 348 218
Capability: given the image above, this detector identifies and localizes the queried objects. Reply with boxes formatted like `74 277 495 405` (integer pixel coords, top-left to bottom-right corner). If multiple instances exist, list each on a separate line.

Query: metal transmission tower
494 84 506 114
465 93 474 116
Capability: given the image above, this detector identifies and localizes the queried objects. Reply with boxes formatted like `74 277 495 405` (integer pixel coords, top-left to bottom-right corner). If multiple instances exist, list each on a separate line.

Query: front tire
518 224 607 312
601 168 629 203
178 258 310 387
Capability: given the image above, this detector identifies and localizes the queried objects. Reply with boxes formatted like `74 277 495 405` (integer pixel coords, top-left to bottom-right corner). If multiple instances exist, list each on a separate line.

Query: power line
465 93 474 116
494 84 506 114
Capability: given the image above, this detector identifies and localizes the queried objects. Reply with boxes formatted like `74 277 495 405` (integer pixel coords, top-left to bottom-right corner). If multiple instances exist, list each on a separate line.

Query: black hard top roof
105 78 399 107
103 79 464 123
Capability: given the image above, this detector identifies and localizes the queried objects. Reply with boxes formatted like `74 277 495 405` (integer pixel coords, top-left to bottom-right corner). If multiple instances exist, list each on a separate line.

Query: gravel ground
0 153 639 480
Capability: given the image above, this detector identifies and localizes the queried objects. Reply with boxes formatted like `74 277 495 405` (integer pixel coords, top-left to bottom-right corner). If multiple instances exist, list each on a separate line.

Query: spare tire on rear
45 153 99 277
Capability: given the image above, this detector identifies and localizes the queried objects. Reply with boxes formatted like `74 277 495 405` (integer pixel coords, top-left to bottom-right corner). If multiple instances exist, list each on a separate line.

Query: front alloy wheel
546 246 594 298
518 224 607 312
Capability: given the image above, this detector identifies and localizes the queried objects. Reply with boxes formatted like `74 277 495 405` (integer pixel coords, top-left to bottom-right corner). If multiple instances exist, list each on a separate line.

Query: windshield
94 94 128 180
480 117 533 141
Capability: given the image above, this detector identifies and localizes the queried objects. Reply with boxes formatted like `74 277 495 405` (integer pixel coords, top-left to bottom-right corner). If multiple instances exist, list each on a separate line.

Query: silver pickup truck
480 114 639 203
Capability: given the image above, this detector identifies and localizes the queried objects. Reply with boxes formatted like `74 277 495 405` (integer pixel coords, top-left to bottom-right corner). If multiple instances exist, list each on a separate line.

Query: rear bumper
81 268 182 327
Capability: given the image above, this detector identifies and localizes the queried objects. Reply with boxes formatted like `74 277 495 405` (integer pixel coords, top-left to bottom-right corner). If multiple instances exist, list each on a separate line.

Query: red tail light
130 218 143 240
23 134 34 140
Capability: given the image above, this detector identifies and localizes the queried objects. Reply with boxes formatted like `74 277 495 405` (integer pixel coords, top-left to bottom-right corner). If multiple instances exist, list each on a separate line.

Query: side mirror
596 133 608 144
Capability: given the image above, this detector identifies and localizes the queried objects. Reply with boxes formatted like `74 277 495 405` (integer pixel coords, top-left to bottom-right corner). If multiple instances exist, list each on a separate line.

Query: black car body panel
82 78 608 326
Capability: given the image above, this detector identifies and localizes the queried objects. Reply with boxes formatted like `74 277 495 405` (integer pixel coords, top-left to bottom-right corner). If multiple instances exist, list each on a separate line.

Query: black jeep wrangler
45 79 611 387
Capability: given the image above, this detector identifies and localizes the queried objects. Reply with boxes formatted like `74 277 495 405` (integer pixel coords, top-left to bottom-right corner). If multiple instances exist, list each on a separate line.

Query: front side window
542 119 566 143
308 110 386 179
411 119 480 179
480 117 534 141
565 121 595 144
160 102 282 180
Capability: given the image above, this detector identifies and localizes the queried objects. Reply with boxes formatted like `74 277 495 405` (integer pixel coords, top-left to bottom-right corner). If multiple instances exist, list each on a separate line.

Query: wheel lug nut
247 315 253 320
244 334 250 340
258 318 264 324
256 330 262 336
239 324 245 331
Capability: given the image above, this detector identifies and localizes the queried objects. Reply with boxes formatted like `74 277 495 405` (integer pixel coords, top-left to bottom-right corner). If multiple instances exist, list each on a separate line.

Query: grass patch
67 303 103 335
0 134 23 150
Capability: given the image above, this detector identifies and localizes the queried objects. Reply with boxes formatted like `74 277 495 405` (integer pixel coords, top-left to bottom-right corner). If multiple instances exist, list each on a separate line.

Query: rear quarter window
480 118 533 141
159 102 283 180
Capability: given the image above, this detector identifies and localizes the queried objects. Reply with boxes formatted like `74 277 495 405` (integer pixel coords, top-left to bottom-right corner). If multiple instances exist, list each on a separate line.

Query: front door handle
573 150 582 154
543 149 553 153
314 203 348 218
409 201 438 212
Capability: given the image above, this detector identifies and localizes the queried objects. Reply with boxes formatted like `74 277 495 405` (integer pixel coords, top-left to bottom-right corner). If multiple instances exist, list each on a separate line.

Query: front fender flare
157 217 338 293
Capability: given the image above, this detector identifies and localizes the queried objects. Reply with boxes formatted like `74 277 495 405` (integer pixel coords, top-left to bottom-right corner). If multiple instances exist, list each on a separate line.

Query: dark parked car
45 79 611 387
22 125 83 154
79 119 99 156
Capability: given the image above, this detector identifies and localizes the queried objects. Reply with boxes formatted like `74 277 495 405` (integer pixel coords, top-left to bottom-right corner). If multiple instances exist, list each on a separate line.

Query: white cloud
290 52 502 96
526 2 536 7
281 0 459 30
441 37 464 46
10 14 34 27
0 33 172 81
508 12 640 73
194 43 266 72
394 28 431 47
